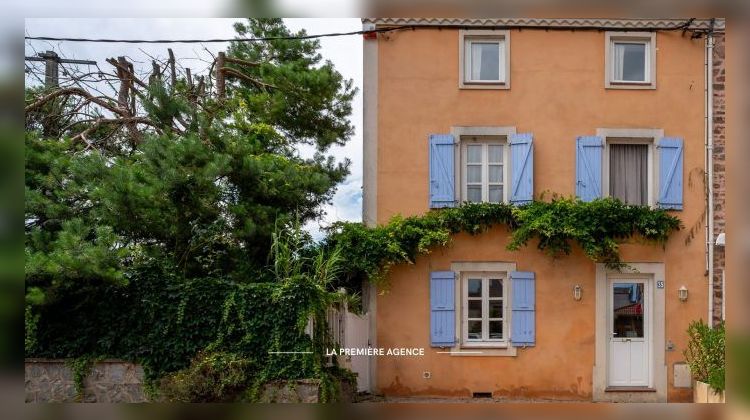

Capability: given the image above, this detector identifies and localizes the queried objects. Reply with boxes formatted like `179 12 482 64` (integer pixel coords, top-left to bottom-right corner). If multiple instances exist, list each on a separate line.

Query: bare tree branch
25 87 126 116
221 67 276 90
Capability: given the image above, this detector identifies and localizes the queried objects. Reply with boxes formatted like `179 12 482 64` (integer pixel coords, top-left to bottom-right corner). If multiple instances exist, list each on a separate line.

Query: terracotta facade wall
372 28 709 402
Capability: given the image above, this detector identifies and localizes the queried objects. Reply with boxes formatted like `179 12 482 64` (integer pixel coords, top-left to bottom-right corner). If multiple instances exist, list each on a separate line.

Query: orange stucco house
360 18 726 402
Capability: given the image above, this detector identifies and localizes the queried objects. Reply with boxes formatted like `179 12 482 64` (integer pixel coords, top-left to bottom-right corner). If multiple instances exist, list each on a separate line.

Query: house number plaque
657 281 664 289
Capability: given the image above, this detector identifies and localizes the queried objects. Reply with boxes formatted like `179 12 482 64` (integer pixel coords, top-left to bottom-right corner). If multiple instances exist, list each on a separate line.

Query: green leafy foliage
29 223 349 402
325 198 681 289
685 320 725 392
25 18 357 402
25 18 355 306
159 351 255 402
229 19 356 150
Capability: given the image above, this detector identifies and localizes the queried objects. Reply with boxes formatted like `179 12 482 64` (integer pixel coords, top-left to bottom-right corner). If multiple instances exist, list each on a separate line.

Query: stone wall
26 359 357 403
259 377 357 403
25 359 147 403
712 32 726 326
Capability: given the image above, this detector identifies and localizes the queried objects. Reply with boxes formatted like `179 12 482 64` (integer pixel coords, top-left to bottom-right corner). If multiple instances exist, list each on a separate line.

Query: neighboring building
361 18 725 402
711 32 726 326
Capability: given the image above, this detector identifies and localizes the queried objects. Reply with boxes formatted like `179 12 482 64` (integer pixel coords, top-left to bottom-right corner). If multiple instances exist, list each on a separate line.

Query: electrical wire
23 19 710 44
24 27 404 44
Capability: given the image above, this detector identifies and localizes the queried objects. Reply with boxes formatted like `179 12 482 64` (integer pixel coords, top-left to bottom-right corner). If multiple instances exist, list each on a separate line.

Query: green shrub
684 320 725 392
159 351 255 402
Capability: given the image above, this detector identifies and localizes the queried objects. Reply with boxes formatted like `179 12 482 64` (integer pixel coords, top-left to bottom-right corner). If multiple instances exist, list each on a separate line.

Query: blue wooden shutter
509 133 534 205
511 271 535 347
575 136 603 202
429 134 456 208
657 137 684 210
430 271 455 347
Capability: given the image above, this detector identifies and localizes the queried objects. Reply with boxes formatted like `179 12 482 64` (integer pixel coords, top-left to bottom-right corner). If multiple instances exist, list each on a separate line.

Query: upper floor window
462 137 508 203
599 128 663 207
607 140 651 206
459 30 510 90
605 32 656 89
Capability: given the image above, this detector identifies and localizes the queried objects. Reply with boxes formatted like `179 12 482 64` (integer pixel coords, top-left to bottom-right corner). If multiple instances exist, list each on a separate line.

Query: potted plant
684 320 725 403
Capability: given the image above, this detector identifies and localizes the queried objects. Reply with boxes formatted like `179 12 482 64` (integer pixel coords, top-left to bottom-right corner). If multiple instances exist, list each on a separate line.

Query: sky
24 18 364 240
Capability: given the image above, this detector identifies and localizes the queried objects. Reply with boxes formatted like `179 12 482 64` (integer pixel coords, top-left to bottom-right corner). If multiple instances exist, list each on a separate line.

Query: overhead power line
24 19 706 45
24 27 404 44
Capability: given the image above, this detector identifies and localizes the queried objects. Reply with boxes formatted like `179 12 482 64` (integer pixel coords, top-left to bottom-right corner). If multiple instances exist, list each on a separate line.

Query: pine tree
25 19 356 305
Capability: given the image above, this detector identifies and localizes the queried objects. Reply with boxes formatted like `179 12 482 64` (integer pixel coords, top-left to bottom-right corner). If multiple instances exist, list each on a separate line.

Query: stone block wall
25 359 147 403
26 359 357 403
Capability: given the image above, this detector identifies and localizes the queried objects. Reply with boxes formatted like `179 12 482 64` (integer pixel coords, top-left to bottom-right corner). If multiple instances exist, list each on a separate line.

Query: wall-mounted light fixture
678 286 688 302
573 284 582 301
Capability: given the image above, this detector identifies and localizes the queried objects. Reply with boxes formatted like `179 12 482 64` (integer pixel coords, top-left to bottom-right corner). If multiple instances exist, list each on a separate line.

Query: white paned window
612 41 649 83
459 30 510 89
605 32 656 89
462 139 507 203
463 275 506 344
465 40 504 83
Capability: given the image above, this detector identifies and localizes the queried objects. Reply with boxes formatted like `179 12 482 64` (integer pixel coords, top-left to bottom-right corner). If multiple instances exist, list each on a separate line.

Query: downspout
705 30 715 326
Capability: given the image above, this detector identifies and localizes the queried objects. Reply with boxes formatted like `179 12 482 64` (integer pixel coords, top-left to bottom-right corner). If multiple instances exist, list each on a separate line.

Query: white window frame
462 273 507 346
461 140 508 204
451 126 516 204
604 31 656 90
597 128 663 207
448 262 517 357
459 29 510 90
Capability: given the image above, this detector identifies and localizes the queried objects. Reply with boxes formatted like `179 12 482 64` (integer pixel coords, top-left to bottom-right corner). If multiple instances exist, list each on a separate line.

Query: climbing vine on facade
325 197 682 288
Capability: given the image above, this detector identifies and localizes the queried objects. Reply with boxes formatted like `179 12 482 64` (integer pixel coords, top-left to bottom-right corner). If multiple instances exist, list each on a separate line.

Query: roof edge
362 17 725 32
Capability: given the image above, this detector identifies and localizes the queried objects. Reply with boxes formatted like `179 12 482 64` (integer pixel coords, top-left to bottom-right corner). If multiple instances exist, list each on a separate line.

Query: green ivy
325 197 682 288
66 356 100 401
28 223 351 402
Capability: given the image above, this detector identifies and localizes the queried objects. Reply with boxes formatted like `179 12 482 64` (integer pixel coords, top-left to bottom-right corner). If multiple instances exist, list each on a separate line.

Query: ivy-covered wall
26 267 347 401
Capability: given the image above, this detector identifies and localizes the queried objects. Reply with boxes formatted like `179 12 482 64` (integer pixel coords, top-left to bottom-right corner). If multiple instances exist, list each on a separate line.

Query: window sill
605 81 656 90
446 346 517 357
459 81 509 90
605 386 656 393
461 342 509 348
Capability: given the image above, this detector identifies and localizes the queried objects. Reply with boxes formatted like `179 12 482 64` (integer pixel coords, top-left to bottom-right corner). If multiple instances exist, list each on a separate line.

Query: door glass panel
612 283 644 338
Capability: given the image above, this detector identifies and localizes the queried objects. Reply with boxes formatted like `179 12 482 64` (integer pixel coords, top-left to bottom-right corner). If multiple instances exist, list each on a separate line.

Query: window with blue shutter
429 134 456 208
430 271 455 347
657 137 684 210
576 136 604 202
509 133 534 205
510 271 535 347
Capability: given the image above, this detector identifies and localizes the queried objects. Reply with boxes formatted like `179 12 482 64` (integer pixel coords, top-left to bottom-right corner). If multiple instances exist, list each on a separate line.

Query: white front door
607 279 651 387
